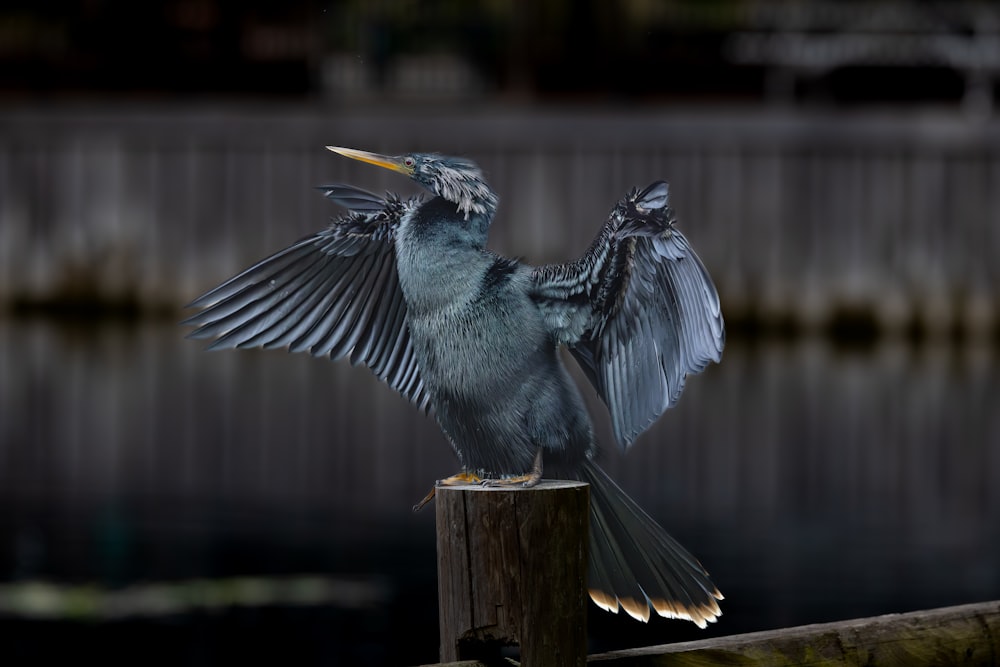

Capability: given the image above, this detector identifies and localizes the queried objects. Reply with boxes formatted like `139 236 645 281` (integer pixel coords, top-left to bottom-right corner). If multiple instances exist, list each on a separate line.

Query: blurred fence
1 104 998 335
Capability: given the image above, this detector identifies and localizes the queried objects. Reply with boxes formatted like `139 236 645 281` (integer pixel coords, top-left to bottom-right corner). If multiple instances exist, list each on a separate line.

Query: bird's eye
404 157 415 167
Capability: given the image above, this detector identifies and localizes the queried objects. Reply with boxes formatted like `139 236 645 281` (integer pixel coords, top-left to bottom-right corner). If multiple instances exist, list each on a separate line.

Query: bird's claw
412 488 436 512
479 476 539 489
477 450 544 489
412 471 485 512
413 451 542 511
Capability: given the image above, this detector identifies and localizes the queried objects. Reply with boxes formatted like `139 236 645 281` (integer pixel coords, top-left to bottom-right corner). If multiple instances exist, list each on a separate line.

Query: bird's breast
407 286 544 394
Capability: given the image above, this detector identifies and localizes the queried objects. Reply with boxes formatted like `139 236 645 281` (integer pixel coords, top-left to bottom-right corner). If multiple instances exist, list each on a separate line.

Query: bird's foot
412 471 484 512
412 450 543 511
481 447 544 489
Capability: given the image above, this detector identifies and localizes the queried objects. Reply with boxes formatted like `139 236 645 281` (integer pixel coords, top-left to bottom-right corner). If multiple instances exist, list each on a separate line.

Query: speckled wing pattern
531 181 724 449
183 184 431 411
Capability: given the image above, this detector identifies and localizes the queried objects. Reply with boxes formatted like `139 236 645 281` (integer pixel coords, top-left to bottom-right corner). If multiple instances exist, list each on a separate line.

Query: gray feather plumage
531 181 724 448
183 188 430 411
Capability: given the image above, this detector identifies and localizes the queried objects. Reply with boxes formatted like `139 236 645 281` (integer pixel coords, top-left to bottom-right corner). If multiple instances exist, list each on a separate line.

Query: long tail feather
578 460 722 628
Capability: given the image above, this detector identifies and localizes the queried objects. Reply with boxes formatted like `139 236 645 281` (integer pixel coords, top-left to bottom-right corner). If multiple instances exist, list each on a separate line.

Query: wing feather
184 241 323 325
531 181 723 450
206 252 336 350
315 184 388 211
183 187 430 409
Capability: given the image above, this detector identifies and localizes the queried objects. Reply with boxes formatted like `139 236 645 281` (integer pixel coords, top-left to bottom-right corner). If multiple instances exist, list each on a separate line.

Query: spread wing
530 182 724 449
183 184 431 411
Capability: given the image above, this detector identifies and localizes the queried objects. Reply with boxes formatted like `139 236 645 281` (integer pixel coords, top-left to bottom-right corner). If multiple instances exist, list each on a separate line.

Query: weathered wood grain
588 599 1000 666
435 480 590 666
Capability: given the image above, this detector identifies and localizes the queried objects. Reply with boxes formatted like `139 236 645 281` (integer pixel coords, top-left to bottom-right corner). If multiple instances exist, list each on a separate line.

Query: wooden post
435 480 590 666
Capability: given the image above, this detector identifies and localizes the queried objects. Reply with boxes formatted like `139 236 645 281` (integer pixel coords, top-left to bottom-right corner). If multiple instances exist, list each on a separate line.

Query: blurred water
0 319 998 664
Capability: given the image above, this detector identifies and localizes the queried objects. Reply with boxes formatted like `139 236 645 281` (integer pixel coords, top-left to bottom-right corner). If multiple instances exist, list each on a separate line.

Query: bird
183 146 725 627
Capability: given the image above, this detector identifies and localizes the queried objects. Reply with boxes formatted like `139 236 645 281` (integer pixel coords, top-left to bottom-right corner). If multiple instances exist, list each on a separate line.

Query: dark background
1 1 992 106
1 2 998 665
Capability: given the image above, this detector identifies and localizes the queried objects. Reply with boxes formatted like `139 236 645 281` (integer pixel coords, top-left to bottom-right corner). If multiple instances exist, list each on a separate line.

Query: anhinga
184 146 725 627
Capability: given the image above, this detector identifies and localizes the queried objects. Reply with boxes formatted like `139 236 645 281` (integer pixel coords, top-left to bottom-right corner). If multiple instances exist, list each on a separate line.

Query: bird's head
327 146 498 220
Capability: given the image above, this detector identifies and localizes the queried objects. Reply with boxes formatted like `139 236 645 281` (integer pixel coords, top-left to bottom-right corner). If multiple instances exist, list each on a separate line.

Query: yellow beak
326 146 413 176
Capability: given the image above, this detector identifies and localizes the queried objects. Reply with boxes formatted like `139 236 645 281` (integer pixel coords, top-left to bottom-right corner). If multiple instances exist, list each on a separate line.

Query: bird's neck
395 197 493 315
402 196 493 248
